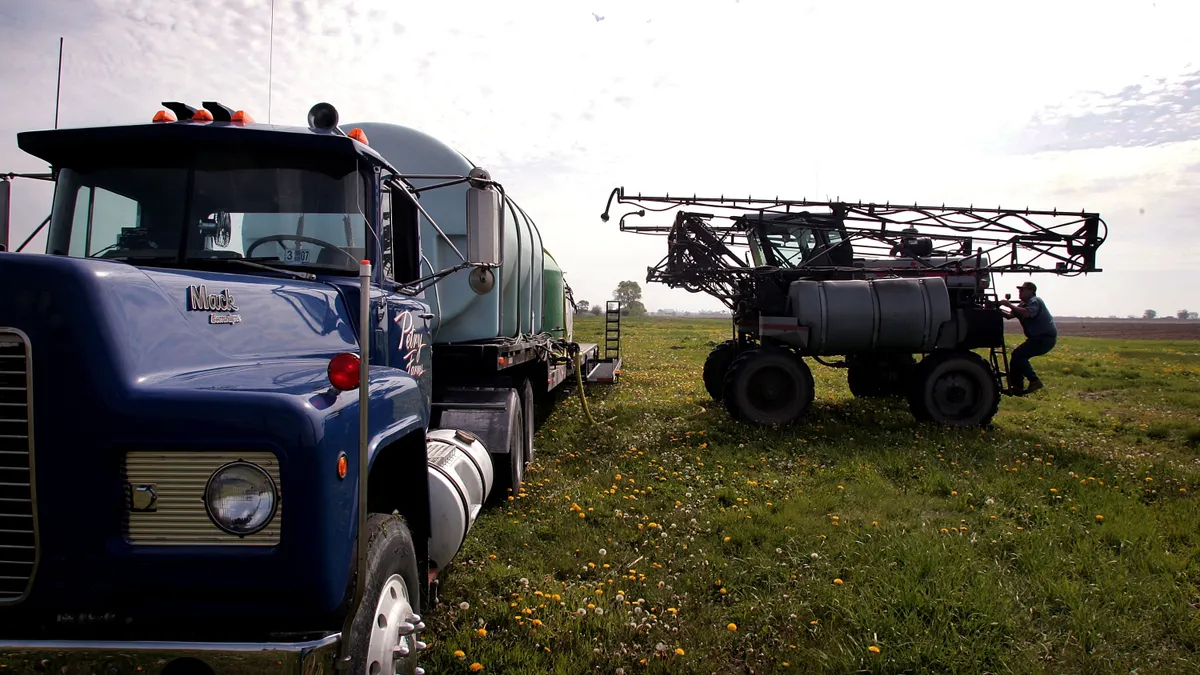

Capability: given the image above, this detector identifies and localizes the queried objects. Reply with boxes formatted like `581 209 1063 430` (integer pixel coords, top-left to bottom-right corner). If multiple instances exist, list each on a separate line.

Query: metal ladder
984 290 1012 392
604 301 622 360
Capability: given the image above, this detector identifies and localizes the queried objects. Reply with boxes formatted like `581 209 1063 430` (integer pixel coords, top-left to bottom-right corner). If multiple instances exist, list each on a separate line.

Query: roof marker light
192 108 214 122
232 110 255 124
152 109 177 123
347 127 369 145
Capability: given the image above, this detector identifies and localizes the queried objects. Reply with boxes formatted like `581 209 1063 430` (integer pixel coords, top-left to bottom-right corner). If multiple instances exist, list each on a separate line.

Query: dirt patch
1005 319 1200 341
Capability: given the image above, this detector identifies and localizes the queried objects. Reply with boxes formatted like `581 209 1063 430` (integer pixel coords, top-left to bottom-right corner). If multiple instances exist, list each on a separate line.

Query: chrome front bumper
0 633 342 674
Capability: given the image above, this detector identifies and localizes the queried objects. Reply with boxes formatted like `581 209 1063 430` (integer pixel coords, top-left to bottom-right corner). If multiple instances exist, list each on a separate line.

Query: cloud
3 0 1200 317
1018 68 1200 152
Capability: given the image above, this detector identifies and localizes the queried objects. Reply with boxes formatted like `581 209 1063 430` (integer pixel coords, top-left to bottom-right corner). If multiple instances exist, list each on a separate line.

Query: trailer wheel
347 513 424 675
907 351 999 427
488 396 525 504
703 340 741 401
722 346 814 426
518 378 535 467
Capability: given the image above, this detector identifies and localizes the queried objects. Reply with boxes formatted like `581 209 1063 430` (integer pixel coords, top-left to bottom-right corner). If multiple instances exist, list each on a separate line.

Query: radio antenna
54 37 63 129
267 0 275 124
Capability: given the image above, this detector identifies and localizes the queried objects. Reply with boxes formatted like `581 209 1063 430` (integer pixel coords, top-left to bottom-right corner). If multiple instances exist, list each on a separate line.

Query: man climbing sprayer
1000 281 1057 395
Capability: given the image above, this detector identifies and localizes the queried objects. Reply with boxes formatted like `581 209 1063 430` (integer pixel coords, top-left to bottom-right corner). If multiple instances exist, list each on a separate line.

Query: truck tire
347 513 424 675
907 350 999 427
518 378 535 467
488 396 525 505
703 340 740 401
722 346 815 426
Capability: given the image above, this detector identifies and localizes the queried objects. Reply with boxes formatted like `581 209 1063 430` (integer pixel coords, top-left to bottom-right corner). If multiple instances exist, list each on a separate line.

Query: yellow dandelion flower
476 628 487 637
454 650 466 659
833 578 844 585
675 647 685 655
1095 514 1104 521
727 623 737 631
868 645 881 654
470 663 484 672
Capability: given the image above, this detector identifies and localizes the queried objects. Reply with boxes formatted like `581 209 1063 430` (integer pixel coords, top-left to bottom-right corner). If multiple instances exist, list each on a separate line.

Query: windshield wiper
218 257 317 281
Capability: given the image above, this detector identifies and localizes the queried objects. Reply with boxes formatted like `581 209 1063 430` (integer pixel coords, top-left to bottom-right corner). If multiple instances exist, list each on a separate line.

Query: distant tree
1144 309 1157 320
613 280 643 305
1177 309 1191 320
621 301 647 317
576 300 590 315
589 305 602 316
612 280 647 317
1190 311 1199 320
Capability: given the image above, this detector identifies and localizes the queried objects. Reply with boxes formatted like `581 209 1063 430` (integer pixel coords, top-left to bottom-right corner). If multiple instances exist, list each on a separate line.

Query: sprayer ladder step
605 301 622 359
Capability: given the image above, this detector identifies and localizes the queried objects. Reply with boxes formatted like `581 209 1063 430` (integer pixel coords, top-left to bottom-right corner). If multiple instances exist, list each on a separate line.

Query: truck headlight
204 461 279 536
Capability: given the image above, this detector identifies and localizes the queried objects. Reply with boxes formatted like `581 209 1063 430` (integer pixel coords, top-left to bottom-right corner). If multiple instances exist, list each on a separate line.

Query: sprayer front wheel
346 513 424 675
703 340 741 401
722 346 815 426
908 350 999 427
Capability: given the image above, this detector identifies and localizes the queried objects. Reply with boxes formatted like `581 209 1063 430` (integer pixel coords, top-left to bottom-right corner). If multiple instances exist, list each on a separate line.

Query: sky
2 0 1198 318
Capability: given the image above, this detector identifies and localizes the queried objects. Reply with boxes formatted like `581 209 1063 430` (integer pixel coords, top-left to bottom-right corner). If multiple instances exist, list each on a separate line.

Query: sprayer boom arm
602 187 1106 275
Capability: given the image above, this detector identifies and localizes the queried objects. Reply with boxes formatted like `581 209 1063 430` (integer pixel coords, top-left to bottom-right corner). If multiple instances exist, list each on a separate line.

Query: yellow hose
574 350 618 426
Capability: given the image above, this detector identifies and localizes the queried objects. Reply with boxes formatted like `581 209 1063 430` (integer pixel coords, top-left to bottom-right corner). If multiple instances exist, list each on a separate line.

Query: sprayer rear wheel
722 346 814 426
703 340 741 401
907 350 999 427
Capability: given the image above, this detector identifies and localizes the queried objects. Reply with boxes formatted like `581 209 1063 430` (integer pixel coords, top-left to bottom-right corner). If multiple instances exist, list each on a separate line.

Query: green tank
542 249 571 341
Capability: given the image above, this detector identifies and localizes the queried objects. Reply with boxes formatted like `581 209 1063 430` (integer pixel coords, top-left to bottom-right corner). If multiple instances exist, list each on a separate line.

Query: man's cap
1017 281 1037 292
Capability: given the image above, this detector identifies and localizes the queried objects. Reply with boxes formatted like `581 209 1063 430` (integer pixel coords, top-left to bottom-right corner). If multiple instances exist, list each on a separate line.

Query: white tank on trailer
345 122 546 343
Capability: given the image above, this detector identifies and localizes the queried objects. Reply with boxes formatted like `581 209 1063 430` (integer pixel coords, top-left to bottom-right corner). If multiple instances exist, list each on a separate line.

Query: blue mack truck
0 100 622 675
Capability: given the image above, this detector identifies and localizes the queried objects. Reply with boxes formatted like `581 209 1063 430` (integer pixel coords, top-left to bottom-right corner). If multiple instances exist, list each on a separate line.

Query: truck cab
0 101 521 674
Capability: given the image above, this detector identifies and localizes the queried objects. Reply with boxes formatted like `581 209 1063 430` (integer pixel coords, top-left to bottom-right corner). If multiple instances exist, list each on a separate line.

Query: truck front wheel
348 513 424 675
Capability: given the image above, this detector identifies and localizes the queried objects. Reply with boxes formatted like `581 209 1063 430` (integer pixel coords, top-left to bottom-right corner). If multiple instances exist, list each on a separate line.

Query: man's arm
1001 299 1034 318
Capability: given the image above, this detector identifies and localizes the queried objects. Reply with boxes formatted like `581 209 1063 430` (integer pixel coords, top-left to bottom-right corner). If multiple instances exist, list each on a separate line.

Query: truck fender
430 387 520 457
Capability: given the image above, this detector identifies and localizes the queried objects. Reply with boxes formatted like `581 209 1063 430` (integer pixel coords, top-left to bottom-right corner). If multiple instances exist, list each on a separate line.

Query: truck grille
122 452 282 546
0 330 37 603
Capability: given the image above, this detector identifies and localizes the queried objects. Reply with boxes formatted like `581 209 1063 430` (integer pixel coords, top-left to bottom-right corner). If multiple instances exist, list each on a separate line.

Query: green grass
423 316 1200 675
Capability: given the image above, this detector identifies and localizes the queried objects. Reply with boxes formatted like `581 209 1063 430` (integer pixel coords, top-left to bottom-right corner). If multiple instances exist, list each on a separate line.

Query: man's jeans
1009 335 1057 390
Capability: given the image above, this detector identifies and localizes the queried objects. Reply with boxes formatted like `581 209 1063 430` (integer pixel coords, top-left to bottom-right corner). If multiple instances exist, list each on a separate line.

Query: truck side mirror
465 167 501 267
0 178 10 252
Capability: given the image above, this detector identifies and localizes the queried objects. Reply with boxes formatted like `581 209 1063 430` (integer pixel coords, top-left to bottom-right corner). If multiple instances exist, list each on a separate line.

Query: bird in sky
593 13 605 22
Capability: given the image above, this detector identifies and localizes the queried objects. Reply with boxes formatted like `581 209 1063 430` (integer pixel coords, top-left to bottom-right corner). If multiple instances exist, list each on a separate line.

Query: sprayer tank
787 277 953 355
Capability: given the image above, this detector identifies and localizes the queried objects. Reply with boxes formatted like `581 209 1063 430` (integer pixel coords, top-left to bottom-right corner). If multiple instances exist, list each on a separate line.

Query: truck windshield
44 148 370 275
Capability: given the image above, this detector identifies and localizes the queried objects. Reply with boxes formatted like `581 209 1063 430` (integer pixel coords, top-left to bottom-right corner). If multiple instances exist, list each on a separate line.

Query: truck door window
56 176 174 258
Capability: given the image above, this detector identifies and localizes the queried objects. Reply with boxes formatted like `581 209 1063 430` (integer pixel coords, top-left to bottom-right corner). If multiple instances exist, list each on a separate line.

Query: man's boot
1026 378 1044 394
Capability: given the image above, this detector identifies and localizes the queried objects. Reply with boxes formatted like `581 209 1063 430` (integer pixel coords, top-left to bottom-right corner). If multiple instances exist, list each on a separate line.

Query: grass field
423 316 1200 675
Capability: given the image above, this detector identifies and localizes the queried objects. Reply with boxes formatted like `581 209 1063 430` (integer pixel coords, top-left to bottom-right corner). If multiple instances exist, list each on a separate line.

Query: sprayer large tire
703 340 741 401
518 378 535 467
488 395 525 505
346 513 423 675
722 346 815 426
907 350 999 428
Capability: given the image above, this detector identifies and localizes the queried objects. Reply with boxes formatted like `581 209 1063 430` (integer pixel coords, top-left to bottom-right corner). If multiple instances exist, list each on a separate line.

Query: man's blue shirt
1019 296 1057 338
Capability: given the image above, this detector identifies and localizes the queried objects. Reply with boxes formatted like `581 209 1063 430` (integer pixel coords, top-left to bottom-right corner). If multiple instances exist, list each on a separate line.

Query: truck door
379 182 433 408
